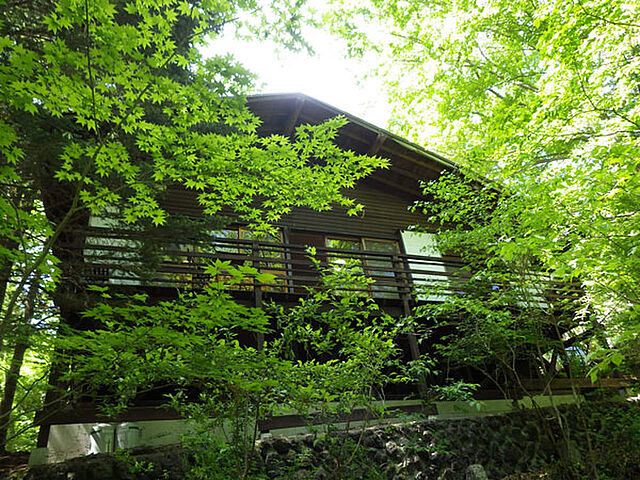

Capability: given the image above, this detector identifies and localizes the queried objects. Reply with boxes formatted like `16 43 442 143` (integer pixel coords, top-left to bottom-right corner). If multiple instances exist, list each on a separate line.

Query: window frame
324 235 400 298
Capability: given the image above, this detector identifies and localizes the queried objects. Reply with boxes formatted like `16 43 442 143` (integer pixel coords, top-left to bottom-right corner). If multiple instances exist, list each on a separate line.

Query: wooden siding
279 183 429 239
160 93 452 239
162 182 431 240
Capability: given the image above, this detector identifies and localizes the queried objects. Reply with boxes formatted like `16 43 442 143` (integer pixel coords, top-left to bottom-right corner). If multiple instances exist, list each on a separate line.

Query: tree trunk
0 238 17 310
0 238 18 352
0 341 28 452
0 275 40 452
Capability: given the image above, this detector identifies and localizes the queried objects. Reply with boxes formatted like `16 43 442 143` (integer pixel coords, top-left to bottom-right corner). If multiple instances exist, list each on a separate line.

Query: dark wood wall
163 181 430 242
278 182 428 239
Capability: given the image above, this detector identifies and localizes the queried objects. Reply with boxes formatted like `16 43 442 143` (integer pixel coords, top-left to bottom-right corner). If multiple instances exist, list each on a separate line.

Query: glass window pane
239 229 282 243
325 238 365 297
363 239 397 269
326 238 360 251
363 239 399 299
208 229 239 254
239 228 286 292
401 231 447 302
363 239 397 254
211 229 239 239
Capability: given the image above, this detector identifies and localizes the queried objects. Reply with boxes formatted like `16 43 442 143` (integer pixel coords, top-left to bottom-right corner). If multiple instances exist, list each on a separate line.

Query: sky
203 26 394 130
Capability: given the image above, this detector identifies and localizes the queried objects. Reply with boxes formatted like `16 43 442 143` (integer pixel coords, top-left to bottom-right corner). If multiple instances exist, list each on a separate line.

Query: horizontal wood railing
60 227 581 304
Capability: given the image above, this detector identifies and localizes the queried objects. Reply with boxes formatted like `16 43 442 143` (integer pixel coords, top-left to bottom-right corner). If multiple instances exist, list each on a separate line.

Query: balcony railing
66 227 580 306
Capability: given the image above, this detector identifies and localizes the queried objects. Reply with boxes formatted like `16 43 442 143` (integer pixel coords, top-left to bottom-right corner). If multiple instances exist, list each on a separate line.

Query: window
363 239 399 298
207 229 240 254
326 237 364 271
209 227 286 292
325 236 399 298
400 231 448 301
85 213 142 286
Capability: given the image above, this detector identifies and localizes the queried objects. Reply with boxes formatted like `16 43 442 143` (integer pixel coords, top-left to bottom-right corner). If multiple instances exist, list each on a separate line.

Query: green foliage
0 346 52 451
327 0 640 378
113 449 158 477
1 0 385 228
0 0 388 450
580 403 640 479
181 410 267 480
310 430 385 480
266 433 386 480
431 380 479 402
62 261 401 479
59 263 272 412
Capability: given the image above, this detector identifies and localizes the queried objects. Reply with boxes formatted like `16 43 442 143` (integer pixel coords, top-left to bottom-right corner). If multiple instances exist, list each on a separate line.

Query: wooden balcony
64 227 580 311
45 227 595 417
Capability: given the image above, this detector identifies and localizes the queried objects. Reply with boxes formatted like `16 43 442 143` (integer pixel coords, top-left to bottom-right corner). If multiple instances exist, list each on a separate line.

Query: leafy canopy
2 0 386 229
327 0 640 373
0 0 387 451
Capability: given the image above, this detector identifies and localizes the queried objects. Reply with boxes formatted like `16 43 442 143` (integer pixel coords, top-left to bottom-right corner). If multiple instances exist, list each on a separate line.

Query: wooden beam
365 131 434 183
390 164 434 182
298 112 447 175
259 403 427 431
36 405 181 425
283 97 305 136
365 174 423 198
379 143 446 175
249 95 459 175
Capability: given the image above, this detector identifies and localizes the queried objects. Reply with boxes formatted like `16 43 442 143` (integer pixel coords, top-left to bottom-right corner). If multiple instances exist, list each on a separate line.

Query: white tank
116 422 141 449
89 423 115 454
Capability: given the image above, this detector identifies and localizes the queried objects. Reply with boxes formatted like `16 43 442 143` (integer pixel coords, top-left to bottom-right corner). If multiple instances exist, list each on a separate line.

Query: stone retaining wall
15 401 640 480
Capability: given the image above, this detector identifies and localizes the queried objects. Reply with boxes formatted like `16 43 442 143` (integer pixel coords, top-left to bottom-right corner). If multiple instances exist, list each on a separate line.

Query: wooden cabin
31 94 589 464
78 93 461 307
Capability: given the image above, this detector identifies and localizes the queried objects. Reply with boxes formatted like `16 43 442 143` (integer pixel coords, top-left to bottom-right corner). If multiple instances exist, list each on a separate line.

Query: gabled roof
246 93 459 199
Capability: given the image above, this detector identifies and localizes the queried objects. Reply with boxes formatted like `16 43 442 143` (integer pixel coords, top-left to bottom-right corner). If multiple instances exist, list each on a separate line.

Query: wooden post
252 241 264 350
394 254 427 394
392 254 412 315
282 227 293 294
